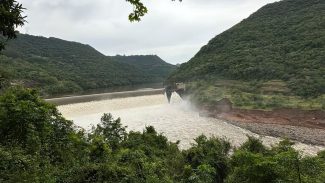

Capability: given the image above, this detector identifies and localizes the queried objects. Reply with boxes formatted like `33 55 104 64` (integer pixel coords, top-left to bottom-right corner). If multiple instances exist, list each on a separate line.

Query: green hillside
111 55 176 82
168 0 325 109
0 34 175 96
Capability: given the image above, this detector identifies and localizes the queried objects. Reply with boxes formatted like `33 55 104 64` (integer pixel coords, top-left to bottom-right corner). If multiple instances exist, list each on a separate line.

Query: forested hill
2 34 105 60
168 0 325 98
111 55 176 81
0 34 175 96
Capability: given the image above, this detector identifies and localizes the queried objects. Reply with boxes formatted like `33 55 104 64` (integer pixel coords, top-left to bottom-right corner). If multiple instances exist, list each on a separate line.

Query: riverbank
178 80 325 146
201 107 325 146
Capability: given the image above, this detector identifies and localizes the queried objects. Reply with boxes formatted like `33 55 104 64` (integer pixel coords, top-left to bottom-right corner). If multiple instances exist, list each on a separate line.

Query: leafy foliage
126 0 182 21
183 135 231 183
168 0 325 98
126 0 148 22
0 0 25 51
1 87 325 182
0 34 175 96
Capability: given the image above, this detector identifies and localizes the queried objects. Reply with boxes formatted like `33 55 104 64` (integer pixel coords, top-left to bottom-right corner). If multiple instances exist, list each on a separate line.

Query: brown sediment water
57 92 324 155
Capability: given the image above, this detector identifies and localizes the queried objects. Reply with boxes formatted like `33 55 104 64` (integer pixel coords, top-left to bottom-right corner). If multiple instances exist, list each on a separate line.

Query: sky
17 0 278 64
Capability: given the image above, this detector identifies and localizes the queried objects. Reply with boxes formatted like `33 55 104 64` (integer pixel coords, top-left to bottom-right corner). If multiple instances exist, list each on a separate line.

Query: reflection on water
58 93 323 155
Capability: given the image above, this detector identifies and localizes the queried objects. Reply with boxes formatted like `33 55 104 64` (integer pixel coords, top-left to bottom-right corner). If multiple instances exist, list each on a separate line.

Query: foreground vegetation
0 34 175 96
168 0 324 108
1 87 325 183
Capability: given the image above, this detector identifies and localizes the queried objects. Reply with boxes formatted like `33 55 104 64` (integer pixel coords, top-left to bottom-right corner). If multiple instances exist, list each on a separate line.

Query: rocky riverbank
226 121 325 146
202 107 325 146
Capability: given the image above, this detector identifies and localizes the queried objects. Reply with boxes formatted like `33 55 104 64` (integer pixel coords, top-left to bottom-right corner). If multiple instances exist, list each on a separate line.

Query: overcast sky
17 0 278 64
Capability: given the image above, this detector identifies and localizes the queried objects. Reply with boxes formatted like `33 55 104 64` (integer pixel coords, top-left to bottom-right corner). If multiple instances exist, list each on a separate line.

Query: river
57 90 324 155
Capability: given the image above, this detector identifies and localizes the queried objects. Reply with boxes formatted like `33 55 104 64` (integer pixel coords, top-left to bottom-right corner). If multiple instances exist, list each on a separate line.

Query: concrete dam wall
46 88 164 105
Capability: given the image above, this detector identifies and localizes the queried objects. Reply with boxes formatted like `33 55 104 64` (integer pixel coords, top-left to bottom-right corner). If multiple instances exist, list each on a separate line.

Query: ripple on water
58 94 324 155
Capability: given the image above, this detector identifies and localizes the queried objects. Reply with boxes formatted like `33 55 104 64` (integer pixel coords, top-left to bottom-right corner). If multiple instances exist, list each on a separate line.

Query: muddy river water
57 91 324 155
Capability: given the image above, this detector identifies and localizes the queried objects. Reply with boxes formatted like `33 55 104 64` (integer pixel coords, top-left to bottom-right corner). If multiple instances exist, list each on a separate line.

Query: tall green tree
0 0 25 51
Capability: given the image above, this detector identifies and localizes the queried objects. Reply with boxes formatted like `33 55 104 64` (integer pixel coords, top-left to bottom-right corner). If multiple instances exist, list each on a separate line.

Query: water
58 93 324 155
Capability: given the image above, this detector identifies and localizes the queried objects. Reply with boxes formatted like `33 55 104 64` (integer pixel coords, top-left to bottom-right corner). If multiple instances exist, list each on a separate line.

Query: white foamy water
58 94 324 155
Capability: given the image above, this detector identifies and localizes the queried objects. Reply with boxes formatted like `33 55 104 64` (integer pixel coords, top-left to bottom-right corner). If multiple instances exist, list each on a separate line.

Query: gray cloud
18 0 278 64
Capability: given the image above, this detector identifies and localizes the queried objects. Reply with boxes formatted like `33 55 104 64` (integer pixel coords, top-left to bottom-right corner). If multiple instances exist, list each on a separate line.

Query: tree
0 70 9 90
184 135 231 183
0 0 26 51
92 113 127 151
0 87 81 182
126 0 182 21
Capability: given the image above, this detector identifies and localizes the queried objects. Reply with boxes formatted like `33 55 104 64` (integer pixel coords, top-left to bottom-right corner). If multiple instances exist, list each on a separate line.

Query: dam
53 89 324 155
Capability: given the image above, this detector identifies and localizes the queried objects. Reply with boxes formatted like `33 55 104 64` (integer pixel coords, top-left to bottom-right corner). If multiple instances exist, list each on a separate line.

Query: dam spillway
46 88 164 105
55 89 324 155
